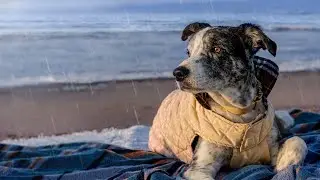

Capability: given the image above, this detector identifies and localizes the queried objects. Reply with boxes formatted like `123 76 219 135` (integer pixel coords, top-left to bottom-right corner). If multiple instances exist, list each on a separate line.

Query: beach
0 70 319 140
1 0 320 140
1 1 320 179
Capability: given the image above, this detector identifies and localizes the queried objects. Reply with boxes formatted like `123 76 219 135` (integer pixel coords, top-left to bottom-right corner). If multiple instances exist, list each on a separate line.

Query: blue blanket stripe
0 111 320 179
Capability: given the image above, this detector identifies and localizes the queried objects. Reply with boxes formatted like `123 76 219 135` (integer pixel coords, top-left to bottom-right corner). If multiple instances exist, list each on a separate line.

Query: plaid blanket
0 110 320 180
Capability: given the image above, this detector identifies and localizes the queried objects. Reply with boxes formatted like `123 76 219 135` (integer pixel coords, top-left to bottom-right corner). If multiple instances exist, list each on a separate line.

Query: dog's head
174 22 277 107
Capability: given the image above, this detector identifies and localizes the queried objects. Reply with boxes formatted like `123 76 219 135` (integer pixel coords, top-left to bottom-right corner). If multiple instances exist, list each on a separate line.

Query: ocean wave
1 25 320 37
0 61 320 88
2 11 320 33
267 26 320 32
278 60 320 72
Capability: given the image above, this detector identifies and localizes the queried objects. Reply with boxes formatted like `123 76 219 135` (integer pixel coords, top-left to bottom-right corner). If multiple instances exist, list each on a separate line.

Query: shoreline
1 70 319 91
0 70 319 140
0 77 174 92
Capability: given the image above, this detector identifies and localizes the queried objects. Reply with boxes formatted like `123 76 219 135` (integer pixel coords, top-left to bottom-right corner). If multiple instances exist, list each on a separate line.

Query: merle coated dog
170 23 308 180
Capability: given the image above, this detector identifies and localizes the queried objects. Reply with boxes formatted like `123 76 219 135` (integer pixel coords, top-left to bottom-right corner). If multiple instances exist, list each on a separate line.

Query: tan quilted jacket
149 90 275 168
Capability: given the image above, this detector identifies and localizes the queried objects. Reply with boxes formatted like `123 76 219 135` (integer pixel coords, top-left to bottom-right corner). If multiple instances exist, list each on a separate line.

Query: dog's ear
238 23 277 57
181 22 211 41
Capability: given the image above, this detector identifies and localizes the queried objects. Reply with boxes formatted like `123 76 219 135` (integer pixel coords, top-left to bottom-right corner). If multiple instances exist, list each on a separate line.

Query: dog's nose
173 66 189 81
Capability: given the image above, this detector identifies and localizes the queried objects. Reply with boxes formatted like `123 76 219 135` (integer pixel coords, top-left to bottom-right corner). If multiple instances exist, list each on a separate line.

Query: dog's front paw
276 136 308 172
184 168 214 180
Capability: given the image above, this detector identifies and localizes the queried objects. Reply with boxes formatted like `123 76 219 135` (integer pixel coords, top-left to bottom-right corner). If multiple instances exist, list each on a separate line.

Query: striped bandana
253 56 279 98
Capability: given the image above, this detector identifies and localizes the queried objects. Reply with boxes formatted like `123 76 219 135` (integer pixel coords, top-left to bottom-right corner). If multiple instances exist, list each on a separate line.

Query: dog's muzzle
173 66 189 82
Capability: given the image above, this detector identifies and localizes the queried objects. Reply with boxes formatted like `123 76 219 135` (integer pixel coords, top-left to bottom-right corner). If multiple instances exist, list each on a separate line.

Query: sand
0 71 319 140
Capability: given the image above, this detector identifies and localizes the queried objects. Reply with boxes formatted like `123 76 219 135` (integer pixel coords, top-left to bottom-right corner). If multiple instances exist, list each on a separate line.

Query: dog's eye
214 47 221 53
186 49 190 57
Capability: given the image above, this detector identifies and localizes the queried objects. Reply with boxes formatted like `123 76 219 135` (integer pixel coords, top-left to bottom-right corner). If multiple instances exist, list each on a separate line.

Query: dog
148 22 308 180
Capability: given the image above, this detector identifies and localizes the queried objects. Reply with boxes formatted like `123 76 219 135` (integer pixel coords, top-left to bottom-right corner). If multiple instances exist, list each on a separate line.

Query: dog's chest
149 90 274 167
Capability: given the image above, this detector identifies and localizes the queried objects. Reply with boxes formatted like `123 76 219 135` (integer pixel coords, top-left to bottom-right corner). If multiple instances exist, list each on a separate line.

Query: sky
1 0 319 14
0 0 249 13
0 0 249 20
1 0 319 21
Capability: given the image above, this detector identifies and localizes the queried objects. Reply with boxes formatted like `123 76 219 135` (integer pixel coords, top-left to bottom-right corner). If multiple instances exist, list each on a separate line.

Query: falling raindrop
132 106 140 125
50 115 57 133
9 77 15 100
156 86 161 100
78 154 85 169
209 0 214 11
89 83 94 95
45 56 52 74
76 103 80 114
126 105 129 113
28 88 34 101
153 82 162 102
131 80 137 96
125 10 131 25
296 79 305 106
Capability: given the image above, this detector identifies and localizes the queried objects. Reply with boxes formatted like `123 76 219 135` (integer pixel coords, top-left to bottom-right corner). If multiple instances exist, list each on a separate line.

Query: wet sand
0 71 319 140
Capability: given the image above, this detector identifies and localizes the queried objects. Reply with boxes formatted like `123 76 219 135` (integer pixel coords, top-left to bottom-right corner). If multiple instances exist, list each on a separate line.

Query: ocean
0 0 320 87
